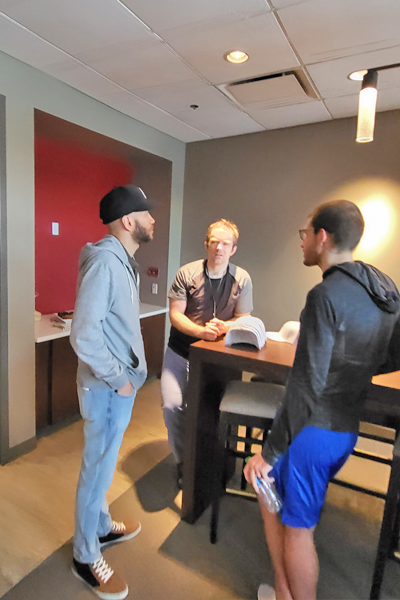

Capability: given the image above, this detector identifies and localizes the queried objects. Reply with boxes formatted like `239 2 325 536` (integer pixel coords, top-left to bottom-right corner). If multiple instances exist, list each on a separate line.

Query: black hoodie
262 261 400 465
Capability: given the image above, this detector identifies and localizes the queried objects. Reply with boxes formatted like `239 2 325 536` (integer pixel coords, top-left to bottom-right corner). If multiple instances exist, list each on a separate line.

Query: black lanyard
205 265 227 318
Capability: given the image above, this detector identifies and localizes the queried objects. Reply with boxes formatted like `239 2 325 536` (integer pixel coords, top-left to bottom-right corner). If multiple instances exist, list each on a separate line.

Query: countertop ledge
35 303 168 343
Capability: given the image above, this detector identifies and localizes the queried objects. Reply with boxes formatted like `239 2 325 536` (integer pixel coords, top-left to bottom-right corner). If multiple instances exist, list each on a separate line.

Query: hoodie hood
79 235 137 303
79 234 129 270
324 261 400 314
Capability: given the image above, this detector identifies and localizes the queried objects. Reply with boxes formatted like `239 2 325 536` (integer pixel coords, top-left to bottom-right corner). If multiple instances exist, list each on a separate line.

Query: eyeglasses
299 228 313 241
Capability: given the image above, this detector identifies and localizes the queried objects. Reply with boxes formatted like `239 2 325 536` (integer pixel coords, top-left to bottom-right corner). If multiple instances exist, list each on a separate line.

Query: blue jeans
73 385 136 564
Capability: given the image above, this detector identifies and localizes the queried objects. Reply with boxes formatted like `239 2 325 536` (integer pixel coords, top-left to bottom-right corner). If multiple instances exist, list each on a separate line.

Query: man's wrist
198 325 208 339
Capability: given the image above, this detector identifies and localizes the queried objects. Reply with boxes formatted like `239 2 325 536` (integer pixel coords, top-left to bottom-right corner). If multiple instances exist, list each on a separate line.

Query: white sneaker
258 583 276 600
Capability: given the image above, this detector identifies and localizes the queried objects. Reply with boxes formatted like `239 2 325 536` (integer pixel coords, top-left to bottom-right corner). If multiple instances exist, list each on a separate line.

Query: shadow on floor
121 439 180 515
3 440 400 600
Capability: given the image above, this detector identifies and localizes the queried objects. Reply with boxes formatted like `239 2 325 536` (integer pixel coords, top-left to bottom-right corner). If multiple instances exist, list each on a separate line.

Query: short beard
132 220 152 244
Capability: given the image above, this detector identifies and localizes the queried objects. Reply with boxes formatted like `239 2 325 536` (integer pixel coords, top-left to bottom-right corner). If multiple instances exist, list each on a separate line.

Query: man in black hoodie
245 200 400 600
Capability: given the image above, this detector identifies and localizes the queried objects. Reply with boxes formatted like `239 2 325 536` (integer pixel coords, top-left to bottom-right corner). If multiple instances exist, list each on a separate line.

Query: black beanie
100 185 151 224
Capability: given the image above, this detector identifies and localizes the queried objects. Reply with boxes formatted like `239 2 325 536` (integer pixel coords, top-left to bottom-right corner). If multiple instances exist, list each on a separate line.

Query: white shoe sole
258 583 276 600
100 522 142 549
71 565 129 600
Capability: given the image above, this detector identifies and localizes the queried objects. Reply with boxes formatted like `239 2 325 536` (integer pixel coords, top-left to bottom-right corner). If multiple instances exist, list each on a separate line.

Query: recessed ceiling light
348 69 368 81
224 50 249 64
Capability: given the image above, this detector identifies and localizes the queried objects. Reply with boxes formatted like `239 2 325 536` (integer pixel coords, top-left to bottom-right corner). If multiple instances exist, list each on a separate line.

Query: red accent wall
35 138 134 314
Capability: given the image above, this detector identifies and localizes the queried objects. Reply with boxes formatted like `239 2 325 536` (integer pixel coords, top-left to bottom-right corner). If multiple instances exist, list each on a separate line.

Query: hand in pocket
117 381 134 396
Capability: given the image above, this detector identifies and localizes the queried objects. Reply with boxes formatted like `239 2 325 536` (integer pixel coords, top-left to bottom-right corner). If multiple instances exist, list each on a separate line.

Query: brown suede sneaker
72 556 128 599
99 520 141 549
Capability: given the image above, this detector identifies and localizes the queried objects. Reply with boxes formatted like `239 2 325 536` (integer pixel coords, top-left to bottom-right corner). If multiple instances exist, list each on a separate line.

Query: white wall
0 50 186 450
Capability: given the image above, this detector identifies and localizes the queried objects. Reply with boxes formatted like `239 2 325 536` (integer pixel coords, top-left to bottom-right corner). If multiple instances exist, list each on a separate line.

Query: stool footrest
225 449 255 459
330 477 387 500
226 434 264 445
352 450 392 465
226 487 258 500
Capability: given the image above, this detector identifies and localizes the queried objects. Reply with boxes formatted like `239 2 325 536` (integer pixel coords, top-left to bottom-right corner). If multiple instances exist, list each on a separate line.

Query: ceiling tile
270 0 308 7
77 40 198 91
164 12 299 84
174 104 265 138
325 87 400 119
0 0 26 8
134 81 232 114
279 0 400 64
99 91 210 143
0 13 70 68
308 46 400 100
43 59 124 99
324 95 359 119
247 101 331 129
1 0 398 140
2 0 152 55
122 0 270 34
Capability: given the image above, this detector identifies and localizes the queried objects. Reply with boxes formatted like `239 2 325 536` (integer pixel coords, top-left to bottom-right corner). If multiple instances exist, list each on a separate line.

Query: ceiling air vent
218 71 317 109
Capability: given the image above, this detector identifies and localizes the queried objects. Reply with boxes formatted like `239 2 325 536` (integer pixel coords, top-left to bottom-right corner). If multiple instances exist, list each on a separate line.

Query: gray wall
0 50 185 459
0 95 9 462
182 110 400 330
134 155 172 306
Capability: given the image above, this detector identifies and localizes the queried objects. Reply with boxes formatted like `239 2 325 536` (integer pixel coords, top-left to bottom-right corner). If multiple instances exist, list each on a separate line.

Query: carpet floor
3 439 399 600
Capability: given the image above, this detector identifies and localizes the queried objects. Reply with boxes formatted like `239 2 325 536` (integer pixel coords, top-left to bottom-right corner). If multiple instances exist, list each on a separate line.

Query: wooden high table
182 338 294 524
181 338 400 599
182 338 400 523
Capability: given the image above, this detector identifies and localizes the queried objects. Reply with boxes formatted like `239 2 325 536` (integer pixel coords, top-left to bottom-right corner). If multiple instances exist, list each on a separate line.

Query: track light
356 70 378 143
350 62 400 144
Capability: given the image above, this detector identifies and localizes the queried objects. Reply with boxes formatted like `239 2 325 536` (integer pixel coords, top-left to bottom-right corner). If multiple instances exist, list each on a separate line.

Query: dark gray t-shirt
168 259 253 359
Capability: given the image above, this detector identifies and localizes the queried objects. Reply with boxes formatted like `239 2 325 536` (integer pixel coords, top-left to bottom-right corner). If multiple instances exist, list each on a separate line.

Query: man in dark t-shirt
161 219 253 486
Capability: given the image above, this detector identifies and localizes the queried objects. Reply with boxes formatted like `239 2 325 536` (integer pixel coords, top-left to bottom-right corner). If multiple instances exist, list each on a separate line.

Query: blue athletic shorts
270 425 357 529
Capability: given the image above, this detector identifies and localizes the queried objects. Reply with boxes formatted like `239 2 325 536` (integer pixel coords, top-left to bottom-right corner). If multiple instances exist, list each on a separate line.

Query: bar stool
210 379 285 544
209 380 400 598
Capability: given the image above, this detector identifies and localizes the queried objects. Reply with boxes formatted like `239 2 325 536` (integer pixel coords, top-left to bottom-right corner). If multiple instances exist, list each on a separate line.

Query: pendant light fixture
356 69 378 143
350 62 400 143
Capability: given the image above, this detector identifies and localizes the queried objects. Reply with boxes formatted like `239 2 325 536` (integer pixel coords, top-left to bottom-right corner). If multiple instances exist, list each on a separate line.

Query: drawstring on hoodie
124 264 134 304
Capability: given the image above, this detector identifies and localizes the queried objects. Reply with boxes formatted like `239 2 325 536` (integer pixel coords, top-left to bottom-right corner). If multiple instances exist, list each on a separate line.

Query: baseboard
1 436 37 465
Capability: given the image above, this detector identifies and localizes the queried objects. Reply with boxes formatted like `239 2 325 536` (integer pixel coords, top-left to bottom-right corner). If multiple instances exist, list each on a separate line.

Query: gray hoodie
70 234 147 392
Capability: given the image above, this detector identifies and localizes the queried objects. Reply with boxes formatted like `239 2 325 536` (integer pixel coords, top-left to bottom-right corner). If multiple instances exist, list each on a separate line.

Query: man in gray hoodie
70 184 154 600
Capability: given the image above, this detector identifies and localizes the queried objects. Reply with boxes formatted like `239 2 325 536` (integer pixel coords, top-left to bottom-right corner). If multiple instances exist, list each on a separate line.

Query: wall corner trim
1 436 37 465
0 94 10 465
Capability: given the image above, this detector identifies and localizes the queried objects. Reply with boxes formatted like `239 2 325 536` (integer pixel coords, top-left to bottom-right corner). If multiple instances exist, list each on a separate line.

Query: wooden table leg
181 351 240 523
370 436 400 599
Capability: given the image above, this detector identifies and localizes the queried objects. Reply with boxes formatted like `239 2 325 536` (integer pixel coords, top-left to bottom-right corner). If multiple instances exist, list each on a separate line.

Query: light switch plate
151 283 158 294
52 222 59 235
